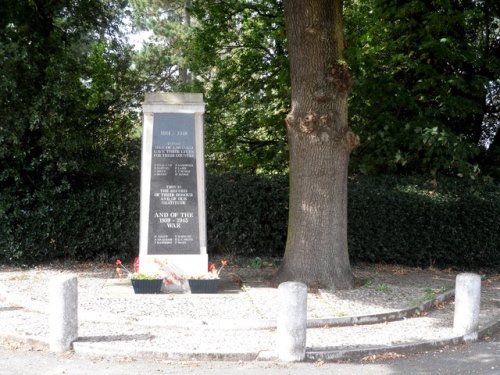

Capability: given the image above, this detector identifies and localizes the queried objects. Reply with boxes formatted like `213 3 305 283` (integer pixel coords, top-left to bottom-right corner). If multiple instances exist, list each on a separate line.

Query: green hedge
206 173 288 256
1 172 498 270
0 174 140 265
206 173 499 269
347 175 500 269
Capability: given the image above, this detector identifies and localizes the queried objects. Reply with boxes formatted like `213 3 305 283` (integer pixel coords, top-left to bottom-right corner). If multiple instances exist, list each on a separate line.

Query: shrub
206 173 499 270
347 175 500 269
0 172 140 265
206 173 288 257
1 171 498 270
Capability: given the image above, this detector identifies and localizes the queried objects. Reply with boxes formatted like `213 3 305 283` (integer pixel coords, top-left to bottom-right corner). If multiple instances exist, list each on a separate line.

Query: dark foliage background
3 173 497 271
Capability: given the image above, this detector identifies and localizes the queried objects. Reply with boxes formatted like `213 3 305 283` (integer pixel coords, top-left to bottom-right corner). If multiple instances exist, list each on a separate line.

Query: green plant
483 329 493 339
249 257 277 269
249 257 264 269
365 280 392 293
130 272 161 280
411 286 450 306
423 286 449 300
422 287 437 301
334 310 347 317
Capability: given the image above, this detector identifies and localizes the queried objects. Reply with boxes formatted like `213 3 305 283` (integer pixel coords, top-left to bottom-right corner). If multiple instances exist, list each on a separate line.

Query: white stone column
453 273 481 339
139 93 207 277
49 274 78 352
277 281 307 362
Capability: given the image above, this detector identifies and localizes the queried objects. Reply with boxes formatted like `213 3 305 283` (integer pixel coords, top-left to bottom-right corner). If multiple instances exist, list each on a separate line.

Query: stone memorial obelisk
139 93 207 276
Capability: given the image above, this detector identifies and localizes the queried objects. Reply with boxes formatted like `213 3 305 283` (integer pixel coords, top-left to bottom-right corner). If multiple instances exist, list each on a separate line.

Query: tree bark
275 0 358 290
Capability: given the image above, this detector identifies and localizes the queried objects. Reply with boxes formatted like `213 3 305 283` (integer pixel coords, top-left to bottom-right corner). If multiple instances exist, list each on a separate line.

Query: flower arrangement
153 258 183 287
186 259 229 280
186 260 228 293
115 258 161 280
115 258 164 294
114 259 132 279
113 257 229 293
206 259 229 279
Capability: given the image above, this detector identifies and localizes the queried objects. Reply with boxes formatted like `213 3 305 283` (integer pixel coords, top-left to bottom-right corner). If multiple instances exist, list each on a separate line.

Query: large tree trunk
275 0 358 290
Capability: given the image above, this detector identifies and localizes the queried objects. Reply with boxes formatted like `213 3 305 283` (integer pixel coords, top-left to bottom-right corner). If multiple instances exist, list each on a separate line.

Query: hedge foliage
347 175 500 269
207 174 499 269
0 173 140 265
205 173 288 256
1 173 498 270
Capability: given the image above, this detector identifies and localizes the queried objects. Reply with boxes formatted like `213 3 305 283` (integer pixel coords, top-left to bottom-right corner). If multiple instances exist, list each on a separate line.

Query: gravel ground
0 264 498 355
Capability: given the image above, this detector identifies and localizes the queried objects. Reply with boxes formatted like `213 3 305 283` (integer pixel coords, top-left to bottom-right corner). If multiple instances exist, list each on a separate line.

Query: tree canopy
345 0 500 177
131 0 500 178
0 0 141 262
131 0 290 173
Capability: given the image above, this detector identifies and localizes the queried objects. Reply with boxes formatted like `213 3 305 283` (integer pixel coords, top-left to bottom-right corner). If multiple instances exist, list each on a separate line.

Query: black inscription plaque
148 113 199 254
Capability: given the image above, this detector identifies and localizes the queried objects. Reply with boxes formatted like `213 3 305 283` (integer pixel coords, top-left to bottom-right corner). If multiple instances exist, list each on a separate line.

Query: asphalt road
0 335 498 375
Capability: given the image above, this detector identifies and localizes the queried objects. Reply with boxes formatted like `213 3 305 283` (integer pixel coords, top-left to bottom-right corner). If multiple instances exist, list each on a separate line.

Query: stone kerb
49 274 78 352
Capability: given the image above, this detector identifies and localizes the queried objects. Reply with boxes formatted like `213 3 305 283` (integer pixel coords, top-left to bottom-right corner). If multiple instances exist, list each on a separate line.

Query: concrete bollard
49 274 78 352
453 273 481 339
277 281 307 362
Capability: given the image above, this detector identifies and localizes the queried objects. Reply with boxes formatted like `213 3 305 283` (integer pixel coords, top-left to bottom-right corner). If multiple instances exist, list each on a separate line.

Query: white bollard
453 273 481 339
49 274 78 352
277 281 307 362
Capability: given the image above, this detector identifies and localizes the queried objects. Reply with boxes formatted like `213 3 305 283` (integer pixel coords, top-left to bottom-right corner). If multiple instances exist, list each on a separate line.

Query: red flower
114 259 131 279
164 272 179 285
208 262 216 273
133 257 140 273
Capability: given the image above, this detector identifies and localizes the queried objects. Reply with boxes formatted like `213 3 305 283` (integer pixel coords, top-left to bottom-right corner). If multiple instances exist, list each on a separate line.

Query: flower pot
131 279 163 294
188 279 220 294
